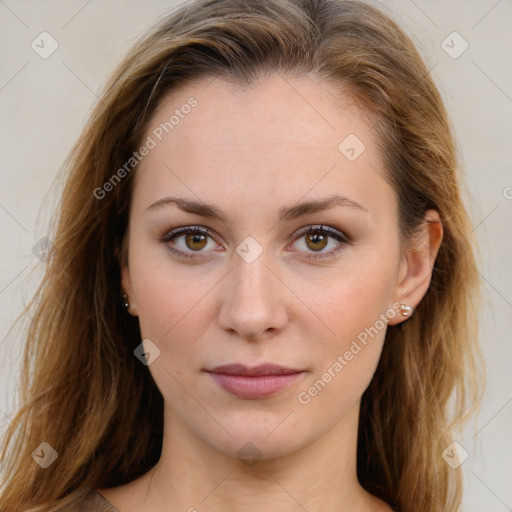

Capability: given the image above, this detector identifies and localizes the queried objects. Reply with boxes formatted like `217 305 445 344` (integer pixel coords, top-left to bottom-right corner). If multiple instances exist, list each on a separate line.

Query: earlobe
120 263 138 317
121 292 138 316
388 210 443 325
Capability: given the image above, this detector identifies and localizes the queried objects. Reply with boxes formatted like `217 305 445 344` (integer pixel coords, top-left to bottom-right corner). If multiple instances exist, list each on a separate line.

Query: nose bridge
218 245 288 339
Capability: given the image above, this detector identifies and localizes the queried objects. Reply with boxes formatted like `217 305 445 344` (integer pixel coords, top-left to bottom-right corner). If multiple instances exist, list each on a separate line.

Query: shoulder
71 489 119 512
21 489 119 512
56 489 119 512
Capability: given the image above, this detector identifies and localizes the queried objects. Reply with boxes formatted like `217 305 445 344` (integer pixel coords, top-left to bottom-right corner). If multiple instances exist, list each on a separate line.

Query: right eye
160 226 222 260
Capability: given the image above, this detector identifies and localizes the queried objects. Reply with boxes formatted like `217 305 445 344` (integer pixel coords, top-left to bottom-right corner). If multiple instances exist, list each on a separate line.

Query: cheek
295 283 393 415
302 244 399 341
128 238 202 340
294 245 399 399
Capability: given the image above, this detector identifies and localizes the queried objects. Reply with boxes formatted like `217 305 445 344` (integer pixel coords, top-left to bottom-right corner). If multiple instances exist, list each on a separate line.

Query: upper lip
206 363 304 376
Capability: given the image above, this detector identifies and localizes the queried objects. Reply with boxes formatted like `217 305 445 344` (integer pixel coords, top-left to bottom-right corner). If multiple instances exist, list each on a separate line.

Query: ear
119 244 138 317
388 210 443 325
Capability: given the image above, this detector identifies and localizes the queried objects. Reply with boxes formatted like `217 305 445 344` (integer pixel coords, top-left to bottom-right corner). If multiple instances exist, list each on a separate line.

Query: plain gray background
0 0 511 509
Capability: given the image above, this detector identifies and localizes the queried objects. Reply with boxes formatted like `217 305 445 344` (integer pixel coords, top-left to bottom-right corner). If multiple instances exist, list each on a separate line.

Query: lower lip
207 372 305 399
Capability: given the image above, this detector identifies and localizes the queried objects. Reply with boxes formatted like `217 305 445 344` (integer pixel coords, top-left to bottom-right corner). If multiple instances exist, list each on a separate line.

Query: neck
137 401 375 512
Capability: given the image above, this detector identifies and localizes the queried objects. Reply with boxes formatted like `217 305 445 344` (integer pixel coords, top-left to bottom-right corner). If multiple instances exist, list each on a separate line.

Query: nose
217 248 288 341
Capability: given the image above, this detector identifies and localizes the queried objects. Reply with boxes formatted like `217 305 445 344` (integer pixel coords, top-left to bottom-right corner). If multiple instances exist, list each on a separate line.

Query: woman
0 0 483 511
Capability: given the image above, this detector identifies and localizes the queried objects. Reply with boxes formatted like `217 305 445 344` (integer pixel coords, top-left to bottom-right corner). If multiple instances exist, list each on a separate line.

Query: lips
208 363 303 376
204 363 306 399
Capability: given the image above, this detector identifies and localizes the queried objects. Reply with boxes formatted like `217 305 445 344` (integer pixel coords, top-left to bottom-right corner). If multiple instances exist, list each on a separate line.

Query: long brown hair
0 1 483 511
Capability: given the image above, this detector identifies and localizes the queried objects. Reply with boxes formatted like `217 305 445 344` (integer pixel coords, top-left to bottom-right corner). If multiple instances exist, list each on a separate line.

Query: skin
99 73 442 512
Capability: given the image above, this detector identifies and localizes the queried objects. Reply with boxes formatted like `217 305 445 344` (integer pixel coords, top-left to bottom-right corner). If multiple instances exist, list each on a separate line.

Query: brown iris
305 232 328 251
185 232 208 251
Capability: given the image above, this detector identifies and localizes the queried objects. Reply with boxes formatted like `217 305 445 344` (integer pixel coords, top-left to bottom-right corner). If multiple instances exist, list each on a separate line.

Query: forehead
141 73 376 157
132 73 393 219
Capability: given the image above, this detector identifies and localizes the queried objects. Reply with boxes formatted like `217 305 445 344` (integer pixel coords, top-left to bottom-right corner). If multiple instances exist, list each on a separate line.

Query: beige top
71 490 119 511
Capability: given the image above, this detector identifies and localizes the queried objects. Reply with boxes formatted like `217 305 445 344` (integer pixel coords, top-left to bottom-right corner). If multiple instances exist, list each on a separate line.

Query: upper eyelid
164 225 348 248
294 224 347 239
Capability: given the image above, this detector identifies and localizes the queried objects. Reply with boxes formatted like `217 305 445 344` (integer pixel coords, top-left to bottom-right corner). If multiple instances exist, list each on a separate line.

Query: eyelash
159 225 350 261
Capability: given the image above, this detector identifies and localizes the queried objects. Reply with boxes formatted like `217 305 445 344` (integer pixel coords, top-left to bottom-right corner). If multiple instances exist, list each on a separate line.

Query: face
121 73 412 460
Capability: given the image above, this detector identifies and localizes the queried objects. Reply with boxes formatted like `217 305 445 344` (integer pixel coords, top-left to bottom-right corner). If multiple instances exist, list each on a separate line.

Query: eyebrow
145 193 368 223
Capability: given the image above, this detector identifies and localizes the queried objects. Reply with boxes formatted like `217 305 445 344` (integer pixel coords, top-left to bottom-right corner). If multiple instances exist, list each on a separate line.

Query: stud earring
122 294 131 311
400 304 413 317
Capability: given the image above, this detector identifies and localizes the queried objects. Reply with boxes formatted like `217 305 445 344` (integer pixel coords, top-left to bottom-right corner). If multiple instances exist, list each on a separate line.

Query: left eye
287 225 349 259
160 224 349 260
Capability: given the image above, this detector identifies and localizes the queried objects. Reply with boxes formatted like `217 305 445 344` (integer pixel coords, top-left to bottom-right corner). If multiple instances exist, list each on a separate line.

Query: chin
191 408 311 462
